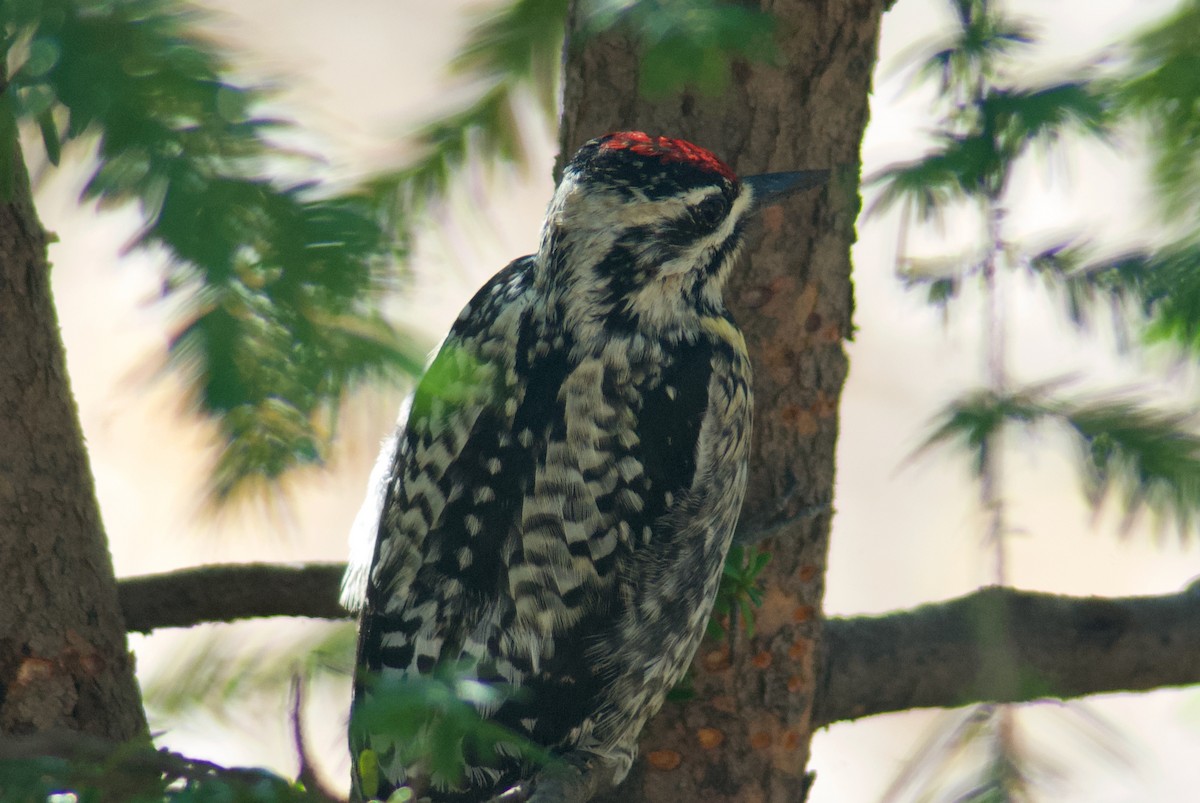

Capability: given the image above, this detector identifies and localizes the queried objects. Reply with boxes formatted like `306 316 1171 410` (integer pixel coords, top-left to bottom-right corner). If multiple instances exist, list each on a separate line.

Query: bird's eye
690 195 729 231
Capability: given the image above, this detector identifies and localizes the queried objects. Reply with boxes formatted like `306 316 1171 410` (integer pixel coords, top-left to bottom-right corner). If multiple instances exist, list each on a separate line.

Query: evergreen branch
364 0 779 228
865 136 978 220
114 564 1200 725
1063 399 1200 533
353 673 550 796
980 82 1109 154
451 0 566 110
872 0 1107 228
912 383 1059 476
1025 241 1144 332
1026 240 1200 348
918 384 1200 534
0 729 327 802
3 1 422 502
360 0 567 230
868 80 1107 220
1113 0 1200 220
911 2 1034 99
579 0 778 97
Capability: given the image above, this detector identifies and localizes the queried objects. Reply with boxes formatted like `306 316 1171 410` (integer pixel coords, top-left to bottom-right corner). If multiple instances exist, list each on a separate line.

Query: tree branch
118 563 350 633
813 583 1200 727
116 564 1200 721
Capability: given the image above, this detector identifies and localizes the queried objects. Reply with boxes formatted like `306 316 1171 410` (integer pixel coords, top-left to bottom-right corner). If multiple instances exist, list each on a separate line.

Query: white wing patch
340 395 411 612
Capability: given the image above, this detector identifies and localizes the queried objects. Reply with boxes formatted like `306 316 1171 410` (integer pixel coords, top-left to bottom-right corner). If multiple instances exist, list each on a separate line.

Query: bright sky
35 0 1200 800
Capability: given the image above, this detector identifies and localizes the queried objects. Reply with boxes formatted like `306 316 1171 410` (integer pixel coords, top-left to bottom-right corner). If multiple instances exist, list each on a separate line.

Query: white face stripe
656 185 752 277
612 184 735 232
679 185 724 206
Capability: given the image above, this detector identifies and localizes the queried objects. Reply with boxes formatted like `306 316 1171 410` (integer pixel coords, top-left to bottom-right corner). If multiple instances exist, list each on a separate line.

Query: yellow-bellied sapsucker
344 132 824 802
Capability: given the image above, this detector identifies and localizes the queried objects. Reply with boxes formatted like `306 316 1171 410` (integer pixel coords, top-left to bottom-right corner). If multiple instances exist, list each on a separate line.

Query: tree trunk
0 137 147 742
559 2 882 800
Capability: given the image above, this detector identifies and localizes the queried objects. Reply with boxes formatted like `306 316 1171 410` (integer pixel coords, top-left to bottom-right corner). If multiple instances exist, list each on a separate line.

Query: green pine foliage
363 0 778 237
579 0 776 96
141 626 550 801
0 734 325 803
351 671 550 801
1028 241 1200 353
361 0 567 235
2 0 424 503
707 543 771 640
1115 0 1200 221
919 384 1200 535
868 0 1200 798
871 0 1200 539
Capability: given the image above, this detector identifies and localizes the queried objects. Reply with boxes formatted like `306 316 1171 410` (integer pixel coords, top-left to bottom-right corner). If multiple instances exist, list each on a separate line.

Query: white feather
340 395 411 612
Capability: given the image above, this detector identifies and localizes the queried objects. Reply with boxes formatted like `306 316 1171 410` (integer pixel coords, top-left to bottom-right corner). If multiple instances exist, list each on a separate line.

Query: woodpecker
344 132 825 802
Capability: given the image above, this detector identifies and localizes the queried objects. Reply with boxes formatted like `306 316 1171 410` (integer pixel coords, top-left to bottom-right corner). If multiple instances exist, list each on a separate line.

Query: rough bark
814 583 1200 727
0 136 147 742
557 2 882 800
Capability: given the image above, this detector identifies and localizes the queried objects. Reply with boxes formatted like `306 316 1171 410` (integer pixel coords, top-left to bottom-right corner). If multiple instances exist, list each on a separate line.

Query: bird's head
536 131 825 339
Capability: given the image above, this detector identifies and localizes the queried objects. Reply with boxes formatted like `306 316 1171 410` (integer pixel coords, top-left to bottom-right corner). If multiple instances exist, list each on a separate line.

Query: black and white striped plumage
345 132 821 802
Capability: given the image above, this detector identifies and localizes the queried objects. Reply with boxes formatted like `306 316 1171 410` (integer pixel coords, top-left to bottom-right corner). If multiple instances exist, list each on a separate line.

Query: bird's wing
359 256 536 675
352 256 543 799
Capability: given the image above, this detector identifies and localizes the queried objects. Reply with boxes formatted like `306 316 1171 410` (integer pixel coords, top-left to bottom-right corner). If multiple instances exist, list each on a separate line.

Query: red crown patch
600 131 738 183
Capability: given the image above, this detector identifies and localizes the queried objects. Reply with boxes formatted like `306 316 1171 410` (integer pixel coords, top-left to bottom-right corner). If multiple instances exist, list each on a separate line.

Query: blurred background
33 0 1200 799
